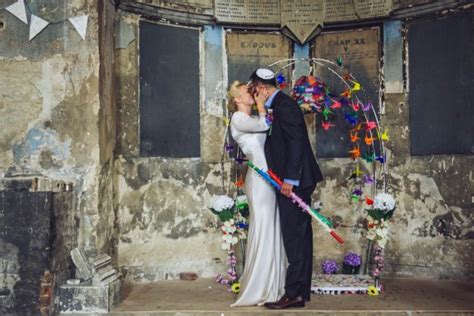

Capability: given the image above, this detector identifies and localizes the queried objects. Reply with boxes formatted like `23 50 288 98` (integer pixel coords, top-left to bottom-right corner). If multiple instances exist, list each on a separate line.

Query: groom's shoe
264 295 305 309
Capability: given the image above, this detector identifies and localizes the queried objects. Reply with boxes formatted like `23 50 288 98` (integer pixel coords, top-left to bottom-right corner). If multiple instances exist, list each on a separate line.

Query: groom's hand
280 183 294 197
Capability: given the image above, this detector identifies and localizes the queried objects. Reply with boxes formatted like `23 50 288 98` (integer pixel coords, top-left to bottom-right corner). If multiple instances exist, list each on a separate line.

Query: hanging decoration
6 0 27 24
208 195 249 294
2 0 89 41
217 57 396 290
68 15 89 40
29 14 49 41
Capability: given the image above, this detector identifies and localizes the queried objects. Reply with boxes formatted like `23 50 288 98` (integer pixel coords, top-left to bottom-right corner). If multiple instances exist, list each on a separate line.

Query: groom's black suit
264 90 323 300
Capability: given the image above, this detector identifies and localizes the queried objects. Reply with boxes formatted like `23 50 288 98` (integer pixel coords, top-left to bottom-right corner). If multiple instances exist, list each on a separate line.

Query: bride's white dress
230 111 287 307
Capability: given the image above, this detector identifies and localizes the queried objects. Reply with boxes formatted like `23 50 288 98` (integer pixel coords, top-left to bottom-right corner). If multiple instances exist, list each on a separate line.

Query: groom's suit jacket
264 91 323 189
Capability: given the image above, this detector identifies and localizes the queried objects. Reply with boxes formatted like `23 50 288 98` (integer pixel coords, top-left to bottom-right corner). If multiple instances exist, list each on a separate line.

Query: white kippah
256 68 275 80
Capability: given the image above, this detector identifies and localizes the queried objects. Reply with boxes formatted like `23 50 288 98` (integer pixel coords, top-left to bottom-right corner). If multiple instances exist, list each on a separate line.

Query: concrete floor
108 277 474 315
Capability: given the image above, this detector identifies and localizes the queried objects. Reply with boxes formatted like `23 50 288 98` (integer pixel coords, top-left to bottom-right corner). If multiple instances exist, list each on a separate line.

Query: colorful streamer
247 161 344 244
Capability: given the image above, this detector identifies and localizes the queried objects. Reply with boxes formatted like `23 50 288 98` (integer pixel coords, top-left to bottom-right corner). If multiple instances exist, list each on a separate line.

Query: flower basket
342 263 360 275
342 251 361 275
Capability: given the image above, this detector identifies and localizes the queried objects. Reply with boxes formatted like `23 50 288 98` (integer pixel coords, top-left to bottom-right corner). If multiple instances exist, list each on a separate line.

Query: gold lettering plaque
215 0 280 24
281 0 324 44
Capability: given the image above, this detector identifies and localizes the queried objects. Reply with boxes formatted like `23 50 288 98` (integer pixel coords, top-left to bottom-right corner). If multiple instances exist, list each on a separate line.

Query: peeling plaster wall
310 23 474 280
114 5 473 282
0 0 116 258
115 14 230 282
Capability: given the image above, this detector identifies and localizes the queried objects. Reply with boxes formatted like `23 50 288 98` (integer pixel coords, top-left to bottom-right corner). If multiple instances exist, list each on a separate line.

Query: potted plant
321 259 339 274
342 251 361 274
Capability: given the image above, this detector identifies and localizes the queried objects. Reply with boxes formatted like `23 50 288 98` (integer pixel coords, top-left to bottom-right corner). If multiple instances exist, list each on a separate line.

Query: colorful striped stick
247 161 344 244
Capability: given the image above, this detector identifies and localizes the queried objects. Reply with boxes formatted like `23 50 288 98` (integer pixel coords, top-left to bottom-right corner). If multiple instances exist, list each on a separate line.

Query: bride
227 81 287 307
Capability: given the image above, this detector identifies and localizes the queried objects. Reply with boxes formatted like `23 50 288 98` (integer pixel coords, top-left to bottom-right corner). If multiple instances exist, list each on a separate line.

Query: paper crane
365 121 377 131
349 146 361 160
350 131 360 143
321 121 336 131
363 174 374 185
350 164 364 178
379 129 390 142
330 100 342 109
322 107 333 120
341 89 351 98
362 152 375 163
351 81 361 92
362 101 372 112
365 196 374 205
351 123 363 133
364 134 376 146
352 101 360 112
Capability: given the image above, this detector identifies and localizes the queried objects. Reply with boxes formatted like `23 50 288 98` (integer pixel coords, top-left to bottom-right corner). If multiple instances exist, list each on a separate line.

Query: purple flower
344 251 361 267
225 143 234 152
322 259 339 274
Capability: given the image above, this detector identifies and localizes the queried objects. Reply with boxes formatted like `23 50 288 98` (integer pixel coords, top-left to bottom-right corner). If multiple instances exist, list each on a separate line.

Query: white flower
374 193 396 211
211 195 234 212
223 234 238 245
367 229 376 240
377 237 387 248
221 221 236 234
376 227 388 238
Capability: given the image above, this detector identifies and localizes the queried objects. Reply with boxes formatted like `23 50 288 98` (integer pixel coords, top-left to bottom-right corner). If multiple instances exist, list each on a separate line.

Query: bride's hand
254 90 269 113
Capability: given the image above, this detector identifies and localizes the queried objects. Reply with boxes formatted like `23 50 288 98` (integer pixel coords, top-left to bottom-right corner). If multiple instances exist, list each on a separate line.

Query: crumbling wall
114 6 473 282
0 2 117 310
114 14 229 282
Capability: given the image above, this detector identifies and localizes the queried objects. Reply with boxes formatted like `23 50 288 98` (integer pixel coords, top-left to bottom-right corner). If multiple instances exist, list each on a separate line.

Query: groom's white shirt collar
265 89 279 108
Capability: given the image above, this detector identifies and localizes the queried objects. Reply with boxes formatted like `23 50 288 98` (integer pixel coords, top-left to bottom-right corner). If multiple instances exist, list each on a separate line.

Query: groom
249 68 324 309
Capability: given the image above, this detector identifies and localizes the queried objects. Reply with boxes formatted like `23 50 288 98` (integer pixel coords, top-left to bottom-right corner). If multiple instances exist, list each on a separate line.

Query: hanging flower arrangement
366 193 396 249
209 195 249 293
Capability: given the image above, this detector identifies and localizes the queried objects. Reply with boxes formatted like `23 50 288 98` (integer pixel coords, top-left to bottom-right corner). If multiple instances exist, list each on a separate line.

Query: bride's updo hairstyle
227 80 247 113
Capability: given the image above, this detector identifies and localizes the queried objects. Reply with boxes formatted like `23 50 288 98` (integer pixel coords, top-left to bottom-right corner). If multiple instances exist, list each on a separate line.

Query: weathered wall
115 14 230 282
0 0 116 262
0 182 75 315
114 5 473 283
311 20 474 280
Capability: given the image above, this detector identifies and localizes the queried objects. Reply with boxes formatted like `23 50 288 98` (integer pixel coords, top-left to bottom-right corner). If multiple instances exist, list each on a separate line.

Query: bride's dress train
230 112 287 307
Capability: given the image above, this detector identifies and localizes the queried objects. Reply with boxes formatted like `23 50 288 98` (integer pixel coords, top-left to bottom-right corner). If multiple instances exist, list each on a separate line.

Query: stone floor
106 277 474 315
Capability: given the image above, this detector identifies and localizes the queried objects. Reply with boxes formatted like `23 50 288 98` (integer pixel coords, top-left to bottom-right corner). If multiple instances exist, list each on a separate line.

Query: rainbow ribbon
247 161 344 244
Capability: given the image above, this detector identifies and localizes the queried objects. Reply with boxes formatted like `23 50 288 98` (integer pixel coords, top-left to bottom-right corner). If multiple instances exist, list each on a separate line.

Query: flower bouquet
367 193 396 221
366 193 396 249
209 195 249 294
210 195 235 222
342 251 361 274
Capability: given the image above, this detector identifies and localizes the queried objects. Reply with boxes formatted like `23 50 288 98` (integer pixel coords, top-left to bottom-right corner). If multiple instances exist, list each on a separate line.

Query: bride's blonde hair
227 80 247 113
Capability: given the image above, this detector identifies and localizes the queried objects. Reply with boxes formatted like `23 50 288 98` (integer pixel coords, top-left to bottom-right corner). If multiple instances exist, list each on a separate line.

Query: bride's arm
231 112 269 133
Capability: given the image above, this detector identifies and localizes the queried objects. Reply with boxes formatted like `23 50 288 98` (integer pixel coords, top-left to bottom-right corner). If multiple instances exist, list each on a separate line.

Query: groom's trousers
277 183 316 300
